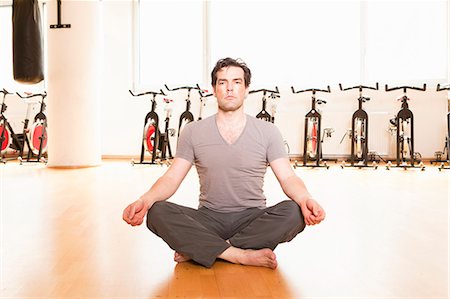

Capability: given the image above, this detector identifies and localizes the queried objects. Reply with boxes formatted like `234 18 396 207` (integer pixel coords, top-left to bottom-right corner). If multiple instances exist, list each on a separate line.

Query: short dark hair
211 57 251 87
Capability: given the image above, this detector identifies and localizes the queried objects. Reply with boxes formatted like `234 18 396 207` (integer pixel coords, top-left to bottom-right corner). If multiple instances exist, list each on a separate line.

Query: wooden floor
0 160 448 298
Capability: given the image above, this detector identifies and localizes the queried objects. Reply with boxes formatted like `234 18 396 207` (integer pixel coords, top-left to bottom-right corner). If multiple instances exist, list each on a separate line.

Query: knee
278 200 305 232
146 201 172 232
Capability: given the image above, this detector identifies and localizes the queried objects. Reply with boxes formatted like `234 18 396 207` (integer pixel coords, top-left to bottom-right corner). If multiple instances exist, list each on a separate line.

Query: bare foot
174 252 191 263
218 247 278 269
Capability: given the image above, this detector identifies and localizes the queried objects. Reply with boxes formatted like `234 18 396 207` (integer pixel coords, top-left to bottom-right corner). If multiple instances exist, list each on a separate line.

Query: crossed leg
174 244 278 269
148 200 304 269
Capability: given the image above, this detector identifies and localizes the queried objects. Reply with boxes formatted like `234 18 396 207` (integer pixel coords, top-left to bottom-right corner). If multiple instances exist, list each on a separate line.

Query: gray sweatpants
146 200 305 268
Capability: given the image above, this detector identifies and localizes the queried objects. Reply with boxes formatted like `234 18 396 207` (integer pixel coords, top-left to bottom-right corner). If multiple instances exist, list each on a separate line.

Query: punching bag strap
50 0 71 29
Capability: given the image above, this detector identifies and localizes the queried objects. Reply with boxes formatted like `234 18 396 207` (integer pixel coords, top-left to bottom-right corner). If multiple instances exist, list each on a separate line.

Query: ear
244 87 249 99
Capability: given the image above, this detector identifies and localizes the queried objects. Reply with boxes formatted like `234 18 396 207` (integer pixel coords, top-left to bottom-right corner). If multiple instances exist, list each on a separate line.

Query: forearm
139 175 180 209
280 174 314 206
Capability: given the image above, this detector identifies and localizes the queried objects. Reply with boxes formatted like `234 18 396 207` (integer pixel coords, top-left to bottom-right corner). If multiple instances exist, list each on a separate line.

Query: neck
216 108 246 128
216 110 247 145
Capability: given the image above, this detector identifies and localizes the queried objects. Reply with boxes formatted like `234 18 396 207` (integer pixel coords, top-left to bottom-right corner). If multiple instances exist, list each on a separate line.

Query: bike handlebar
249 87 280 95
198 89 214 98
129 89 166 97
339 83 379 91
385 84 426 92
291 86 331 94
1 88 13 96
16 91 47 99
165 84 203 92
437 83 450 91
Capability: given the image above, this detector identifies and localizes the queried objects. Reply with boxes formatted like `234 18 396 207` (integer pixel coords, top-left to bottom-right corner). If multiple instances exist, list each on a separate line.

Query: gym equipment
129 89 171 165
249 87 280 123
158 97 176 165
385 84 426 170
291 86 332 168
12 0 44 83
249 87 290 154
164 84 202 138
197 88 214 121
436 83 450 171
339 83 379 169
0 89 24 162
16 92 48 164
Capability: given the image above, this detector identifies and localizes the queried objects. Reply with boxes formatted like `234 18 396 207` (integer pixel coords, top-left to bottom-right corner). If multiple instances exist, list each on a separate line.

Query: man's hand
299 198 326 226
123 199 148 226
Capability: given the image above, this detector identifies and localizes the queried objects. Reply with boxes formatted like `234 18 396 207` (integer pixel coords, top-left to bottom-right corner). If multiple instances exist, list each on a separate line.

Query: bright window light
364 0 448 84
0 6 14 89
138 0 204 88
210 1 361 88
137 0 449 87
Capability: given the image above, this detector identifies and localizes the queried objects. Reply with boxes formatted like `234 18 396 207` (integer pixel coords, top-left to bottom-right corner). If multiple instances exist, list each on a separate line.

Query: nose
226 83 233 92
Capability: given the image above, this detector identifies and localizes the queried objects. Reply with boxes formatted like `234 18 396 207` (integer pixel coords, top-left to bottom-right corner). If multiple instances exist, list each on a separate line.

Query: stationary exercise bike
385 84 426 170
291 86 332 168
249 87 290 154
339 83 379 169
130 89 175 166
0 89 25 162
165 84 203 138
16 91 48 164
249 87 280 123
435 83 450 171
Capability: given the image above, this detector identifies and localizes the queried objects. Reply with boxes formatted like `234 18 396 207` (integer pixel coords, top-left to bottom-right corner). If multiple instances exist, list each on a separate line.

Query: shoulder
246 115 280 133
185 114 215 131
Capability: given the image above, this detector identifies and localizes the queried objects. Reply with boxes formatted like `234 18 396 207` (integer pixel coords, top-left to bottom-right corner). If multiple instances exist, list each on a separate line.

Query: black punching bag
12 0 44 84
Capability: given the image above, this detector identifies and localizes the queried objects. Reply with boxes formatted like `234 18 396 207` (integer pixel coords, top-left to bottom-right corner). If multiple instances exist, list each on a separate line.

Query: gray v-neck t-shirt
176 114 287 212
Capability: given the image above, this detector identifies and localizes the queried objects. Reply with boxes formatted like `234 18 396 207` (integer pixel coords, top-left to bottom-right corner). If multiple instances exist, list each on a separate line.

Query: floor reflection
149 260 298 298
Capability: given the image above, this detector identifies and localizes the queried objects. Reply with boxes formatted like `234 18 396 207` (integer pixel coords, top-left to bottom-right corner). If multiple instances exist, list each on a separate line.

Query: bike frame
385 84 426 169
339 83 378 168
129 89 166 165
249 87 280 123
16 91 48 164
165 84 203 138
291 86 331 168
0 90 26 160
436 83 450 170
197 89 214 121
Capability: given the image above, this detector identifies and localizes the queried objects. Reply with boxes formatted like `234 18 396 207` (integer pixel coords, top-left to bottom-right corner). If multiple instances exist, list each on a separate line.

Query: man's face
213 66 249 113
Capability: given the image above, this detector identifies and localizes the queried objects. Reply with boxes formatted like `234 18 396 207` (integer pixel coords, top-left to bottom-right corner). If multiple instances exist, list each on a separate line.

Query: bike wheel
29 120 48 155
0 121 11 154
355 118 363 159
178 118 191 138
307 118 318 159
144 119 158 154
399 120 409 159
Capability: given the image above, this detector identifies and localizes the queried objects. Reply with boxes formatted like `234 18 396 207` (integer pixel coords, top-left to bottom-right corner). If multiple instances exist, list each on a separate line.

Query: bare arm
122 157 192 226
270 157 325 225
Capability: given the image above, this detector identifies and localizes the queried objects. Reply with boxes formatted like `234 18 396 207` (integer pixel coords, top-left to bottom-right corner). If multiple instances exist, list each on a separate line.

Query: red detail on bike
0 124 10 153
145 124 156 152
311 122 317 154
30 123 48 155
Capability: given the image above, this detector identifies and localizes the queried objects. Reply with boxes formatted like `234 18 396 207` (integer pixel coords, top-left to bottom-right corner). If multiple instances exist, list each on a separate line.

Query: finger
302 210 312 225
128 204 137 220
315 210 325 221
314 214 325 224
313 205 320 217
123 207 132 223
304 215 312 225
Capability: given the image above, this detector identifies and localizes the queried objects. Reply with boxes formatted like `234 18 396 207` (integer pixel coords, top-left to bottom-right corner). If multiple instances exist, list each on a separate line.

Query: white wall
3 1 448 161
